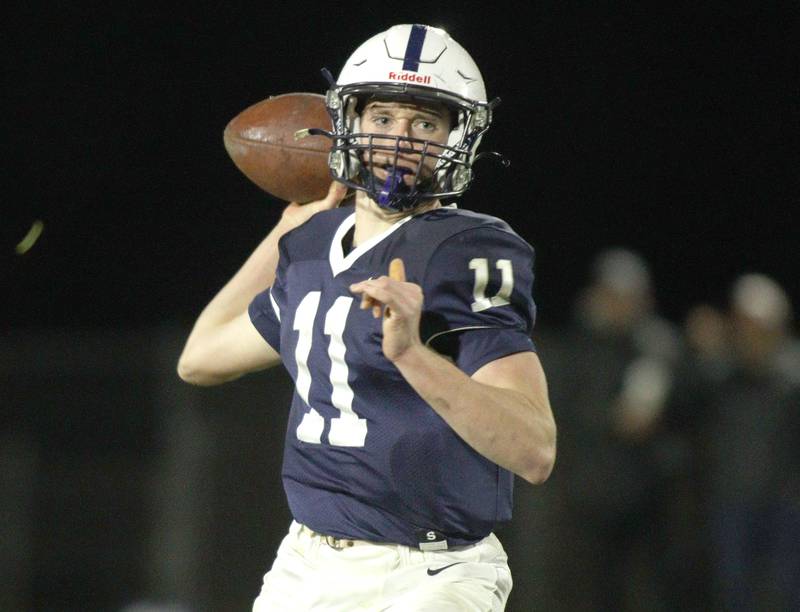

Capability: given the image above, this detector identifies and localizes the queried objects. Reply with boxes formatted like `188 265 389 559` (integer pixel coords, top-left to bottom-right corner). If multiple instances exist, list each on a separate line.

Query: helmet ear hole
451 166 472 192
328 150 346 178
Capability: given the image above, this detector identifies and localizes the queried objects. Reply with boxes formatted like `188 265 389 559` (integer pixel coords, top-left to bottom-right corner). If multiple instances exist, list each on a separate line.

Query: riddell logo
388 71 432 84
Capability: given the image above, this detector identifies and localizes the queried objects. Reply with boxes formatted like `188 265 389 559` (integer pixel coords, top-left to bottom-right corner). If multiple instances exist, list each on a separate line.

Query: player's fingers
351 281 393 308
355 290 382 318
298 181 347 213
360 293 375 310
352 281 375 310
389 258 405 282
322 181 348 209
352 276 417 308
282 181 347 226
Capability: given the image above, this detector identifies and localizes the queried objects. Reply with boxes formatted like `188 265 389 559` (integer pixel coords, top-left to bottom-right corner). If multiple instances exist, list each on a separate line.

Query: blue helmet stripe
401 24 427 72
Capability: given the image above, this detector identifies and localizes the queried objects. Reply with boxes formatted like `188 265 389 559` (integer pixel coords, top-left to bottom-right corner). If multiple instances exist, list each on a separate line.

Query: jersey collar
329 212 414 276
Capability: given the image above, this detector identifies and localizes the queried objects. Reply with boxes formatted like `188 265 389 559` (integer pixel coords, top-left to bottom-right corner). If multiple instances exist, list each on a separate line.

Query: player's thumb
389 258 406 282
282 181 348 228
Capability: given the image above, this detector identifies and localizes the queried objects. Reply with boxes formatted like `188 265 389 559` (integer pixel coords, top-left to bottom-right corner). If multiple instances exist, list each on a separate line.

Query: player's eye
370 115 391 127
415 119 439 132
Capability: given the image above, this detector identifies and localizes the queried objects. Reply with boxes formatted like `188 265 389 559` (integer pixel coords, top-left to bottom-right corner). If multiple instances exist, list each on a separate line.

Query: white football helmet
319 24 501 210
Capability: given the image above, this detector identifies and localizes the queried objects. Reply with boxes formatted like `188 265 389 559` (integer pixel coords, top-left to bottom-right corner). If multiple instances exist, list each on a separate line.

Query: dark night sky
3 4 797 331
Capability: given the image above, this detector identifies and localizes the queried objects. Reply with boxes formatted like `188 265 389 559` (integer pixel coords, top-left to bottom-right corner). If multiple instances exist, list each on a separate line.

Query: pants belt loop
323 534 355 550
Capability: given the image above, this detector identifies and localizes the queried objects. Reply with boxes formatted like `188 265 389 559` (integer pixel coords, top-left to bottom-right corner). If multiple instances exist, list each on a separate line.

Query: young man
178 24 556 612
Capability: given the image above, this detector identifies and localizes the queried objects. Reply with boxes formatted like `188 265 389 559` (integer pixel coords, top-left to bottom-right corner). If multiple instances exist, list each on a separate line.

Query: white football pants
252 521 512 611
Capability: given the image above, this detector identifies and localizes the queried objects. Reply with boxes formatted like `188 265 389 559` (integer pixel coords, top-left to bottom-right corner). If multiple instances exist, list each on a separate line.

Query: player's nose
387 119 413 139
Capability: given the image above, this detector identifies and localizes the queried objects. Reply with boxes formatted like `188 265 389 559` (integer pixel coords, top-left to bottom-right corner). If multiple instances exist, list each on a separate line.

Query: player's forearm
392 345 556 484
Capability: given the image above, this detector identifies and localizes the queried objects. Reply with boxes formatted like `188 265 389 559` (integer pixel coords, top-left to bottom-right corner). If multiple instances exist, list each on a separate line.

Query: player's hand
281 181 348 230
349 259 424 362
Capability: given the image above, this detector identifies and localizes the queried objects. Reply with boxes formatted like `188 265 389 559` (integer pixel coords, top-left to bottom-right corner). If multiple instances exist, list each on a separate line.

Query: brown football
223 92 333 202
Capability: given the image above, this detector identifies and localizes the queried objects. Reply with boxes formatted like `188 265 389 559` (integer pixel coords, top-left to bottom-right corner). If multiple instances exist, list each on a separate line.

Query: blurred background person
702 273 800 611
514 247 682 611
659 302 733 611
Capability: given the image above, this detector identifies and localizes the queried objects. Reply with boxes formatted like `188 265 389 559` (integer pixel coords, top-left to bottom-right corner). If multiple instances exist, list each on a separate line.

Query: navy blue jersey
249 205 537 548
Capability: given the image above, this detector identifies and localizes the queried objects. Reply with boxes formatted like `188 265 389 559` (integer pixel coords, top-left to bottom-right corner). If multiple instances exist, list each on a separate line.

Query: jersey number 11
292 292 367 448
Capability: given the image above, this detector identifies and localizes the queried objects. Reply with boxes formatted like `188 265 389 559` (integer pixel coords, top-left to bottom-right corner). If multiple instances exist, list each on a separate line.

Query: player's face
359 100 451 187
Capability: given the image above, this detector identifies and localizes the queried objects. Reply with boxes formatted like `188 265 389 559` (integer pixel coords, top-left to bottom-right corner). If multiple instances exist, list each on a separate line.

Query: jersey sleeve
420 227 537 375
248 286 282 353
247 238 289 354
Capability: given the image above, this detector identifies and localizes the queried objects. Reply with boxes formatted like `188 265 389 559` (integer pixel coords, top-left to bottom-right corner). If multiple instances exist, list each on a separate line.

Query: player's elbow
177 351 232 387
520 428 557 485
524 449 556 485
520 448 556 485
177 357 207 386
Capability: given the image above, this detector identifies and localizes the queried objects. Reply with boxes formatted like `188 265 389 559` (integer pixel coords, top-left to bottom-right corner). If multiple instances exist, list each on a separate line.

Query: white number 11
292 292 367 448
469 258 514 312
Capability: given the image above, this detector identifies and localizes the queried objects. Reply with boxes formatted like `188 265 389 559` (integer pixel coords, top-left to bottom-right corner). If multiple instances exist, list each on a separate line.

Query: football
223 92 333 203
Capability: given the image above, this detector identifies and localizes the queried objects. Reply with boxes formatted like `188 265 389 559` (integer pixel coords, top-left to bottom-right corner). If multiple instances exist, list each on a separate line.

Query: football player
178 24 556 612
